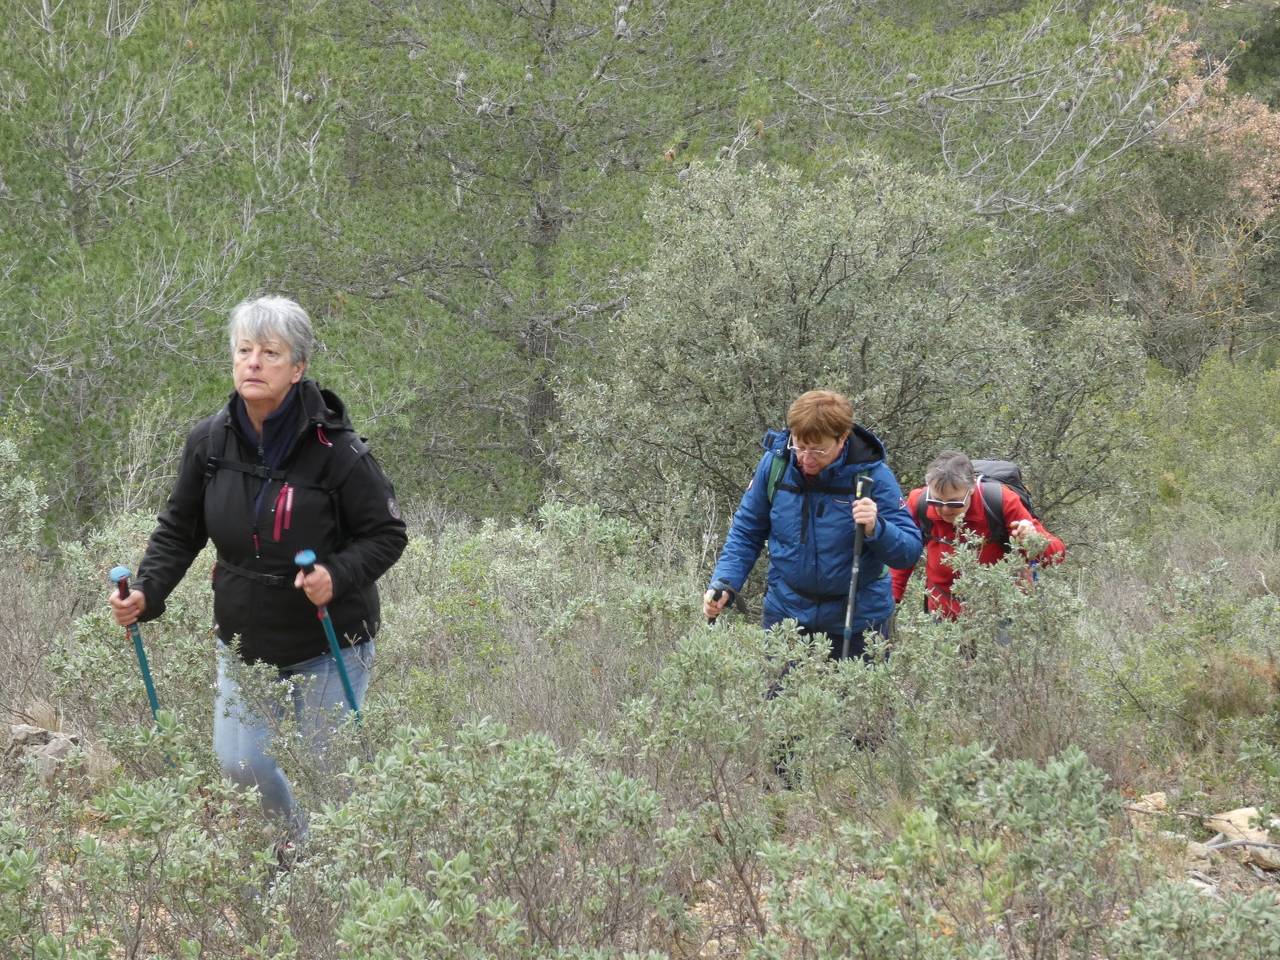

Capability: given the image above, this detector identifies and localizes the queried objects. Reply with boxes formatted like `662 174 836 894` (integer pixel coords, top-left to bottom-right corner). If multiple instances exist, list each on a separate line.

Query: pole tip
294 549 316 568
109 565 131 584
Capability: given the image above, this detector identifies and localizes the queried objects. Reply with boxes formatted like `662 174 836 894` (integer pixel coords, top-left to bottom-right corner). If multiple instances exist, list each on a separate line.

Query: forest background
4 1 1280 957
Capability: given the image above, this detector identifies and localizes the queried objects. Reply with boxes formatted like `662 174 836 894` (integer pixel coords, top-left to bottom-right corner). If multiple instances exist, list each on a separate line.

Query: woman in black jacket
108 296 407 836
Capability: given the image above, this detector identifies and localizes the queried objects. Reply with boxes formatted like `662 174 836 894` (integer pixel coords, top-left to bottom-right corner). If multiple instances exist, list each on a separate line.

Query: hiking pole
109 566 161 721
841 474 874 661
294 549 360 721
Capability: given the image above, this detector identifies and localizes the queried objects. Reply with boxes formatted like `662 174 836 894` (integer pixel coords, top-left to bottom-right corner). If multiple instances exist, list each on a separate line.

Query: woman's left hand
294 563 334 606
852 497 877 538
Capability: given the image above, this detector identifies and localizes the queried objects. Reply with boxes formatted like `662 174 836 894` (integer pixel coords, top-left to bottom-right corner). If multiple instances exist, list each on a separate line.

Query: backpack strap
977 479 1009 550
763 428 792 503
202 414 369 497
766 449 787 503
316 429 372 545
202 410 232 489
208 459 288 482
913 489 932 542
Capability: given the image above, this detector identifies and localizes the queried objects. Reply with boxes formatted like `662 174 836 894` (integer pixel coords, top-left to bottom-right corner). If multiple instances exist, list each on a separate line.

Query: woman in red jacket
891 450 1064 619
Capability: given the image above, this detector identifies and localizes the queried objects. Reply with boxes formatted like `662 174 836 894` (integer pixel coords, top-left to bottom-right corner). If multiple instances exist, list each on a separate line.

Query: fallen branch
1203 839 1280 853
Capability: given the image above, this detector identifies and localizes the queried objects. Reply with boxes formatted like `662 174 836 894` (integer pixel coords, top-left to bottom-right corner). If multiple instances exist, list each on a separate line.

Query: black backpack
914 458 1038 550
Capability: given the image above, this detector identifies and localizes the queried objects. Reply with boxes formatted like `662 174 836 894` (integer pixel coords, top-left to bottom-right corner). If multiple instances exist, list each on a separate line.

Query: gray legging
213 640 373 837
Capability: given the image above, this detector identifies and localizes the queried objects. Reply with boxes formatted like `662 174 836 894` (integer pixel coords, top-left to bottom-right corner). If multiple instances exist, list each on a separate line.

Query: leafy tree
0 0 330 524
782 0 1189 218
558 160 1144 537
1050 27 1280 374
1230 5 1280 106
288 0 801 511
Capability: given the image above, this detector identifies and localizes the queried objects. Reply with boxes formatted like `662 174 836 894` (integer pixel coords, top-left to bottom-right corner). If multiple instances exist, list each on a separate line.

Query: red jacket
890 484 1065 619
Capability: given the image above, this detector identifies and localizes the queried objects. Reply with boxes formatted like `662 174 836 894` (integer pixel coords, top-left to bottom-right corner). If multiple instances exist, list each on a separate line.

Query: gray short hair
924 450 975 493
228 296 315 365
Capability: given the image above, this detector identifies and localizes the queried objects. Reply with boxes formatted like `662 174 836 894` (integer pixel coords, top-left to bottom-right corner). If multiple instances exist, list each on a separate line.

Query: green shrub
753 745 1133 960
1 717 286 959
1109 883 1280 959
0 426 47 553
371 503 693 749
285 718 683 958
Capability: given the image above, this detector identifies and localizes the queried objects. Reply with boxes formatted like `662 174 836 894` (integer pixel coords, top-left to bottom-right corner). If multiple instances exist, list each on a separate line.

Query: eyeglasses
788 441 835 459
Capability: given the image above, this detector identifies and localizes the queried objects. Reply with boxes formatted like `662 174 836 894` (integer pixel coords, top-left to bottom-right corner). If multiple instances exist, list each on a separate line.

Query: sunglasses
924 492 970 510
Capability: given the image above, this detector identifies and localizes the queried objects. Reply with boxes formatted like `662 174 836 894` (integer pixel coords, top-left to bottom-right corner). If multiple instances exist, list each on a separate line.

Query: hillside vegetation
3 1 1280 957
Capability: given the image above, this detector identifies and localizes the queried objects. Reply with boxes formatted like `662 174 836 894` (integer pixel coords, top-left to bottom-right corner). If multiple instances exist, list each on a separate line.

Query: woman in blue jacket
704 390 922 659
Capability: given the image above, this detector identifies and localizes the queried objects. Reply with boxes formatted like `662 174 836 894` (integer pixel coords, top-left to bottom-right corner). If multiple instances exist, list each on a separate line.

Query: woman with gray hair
108 295 407 838
890 450 1063 619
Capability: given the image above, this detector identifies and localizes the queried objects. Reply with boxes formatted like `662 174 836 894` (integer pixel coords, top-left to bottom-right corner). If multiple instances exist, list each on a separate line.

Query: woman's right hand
703 588 731 621
109 588 147 627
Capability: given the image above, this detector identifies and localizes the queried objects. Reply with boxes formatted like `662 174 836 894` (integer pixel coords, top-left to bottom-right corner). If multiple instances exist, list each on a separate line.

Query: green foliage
1 0 1272 532
1142 355 1280 529
0 0 332 525
1 720 285 960
1231 6 1280 106
1109 882 1280 959
369 502 692 748
1188 0 1280 106
560 160 1144 539
53 513 219 774
0 423 48 552
6 2 1280 953
752 745 1129 959
785 1 1184 217
298 718 681 957
6 493 1280 955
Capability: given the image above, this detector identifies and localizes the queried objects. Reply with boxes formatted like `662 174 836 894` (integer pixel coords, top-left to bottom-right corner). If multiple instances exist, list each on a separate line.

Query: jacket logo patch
387 497 402 520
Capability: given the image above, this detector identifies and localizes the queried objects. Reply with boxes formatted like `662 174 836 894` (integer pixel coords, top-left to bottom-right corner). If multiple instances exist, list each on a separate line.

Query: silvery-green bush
283 717 682 958
752 744 1130 959
1108 883 1280 959
0 428 47 553
558 160 1145 539
369 502 693 750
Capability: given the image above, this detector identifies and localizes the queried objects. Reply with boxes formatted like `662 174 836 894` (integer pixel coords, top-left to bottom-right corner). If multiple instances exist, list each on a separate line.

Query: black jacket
134 380 408 667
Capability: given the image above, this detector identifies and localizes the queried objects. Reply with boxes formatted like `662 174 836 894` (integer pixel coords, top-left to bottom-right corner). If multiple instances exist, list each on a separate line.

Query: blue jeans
213 641 373 837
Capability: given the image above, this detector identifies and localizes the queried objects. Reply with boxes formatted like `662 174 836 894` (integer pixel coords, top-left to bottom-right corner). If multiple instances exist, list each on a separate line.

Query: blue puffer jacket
710 426 923 636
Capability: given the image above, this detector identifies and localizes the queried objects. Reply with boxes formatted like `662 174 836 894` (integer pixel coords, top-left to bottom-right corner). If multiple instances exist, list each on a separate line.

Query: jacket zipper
242 412 327 558
252 442 266 558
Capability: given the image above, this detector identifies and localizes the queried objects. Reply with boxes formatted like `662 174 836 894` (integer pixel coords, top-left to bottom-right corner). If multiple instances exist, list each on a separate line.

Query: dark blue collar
234 384 301 468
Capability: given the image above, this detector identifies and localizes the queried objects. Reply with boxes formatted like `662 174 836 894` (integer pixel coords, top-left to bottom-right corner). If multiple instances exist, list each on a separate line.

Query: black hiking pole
841 474 874 661
109 566 161 721
294 549 361 722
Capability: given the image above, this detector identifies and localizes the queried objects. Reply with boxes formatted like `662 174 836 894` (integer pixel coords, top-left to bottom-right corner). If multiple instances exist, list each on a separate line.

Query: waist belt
790 586 846 604
789 569 890 605
216 557 291 588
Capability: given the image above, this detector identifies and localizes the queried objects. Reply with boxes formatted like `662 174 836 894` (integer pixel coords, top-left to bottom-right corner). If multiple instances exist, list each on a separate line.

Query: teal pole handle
294 550 361 721
109 566 160 721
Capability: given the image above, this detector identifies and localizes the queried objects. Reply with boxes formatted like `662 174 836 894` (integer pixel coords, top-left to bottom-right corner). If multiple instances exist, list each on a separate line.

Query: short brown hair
787 390 853 442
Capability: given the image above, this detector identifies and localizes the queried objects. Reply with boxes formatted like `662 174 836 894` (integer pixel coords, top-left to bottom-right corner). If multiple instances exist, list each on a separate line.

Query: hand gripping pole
294 550 361 721
109 566 161 721
708 587 726 626
841 475 874 661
